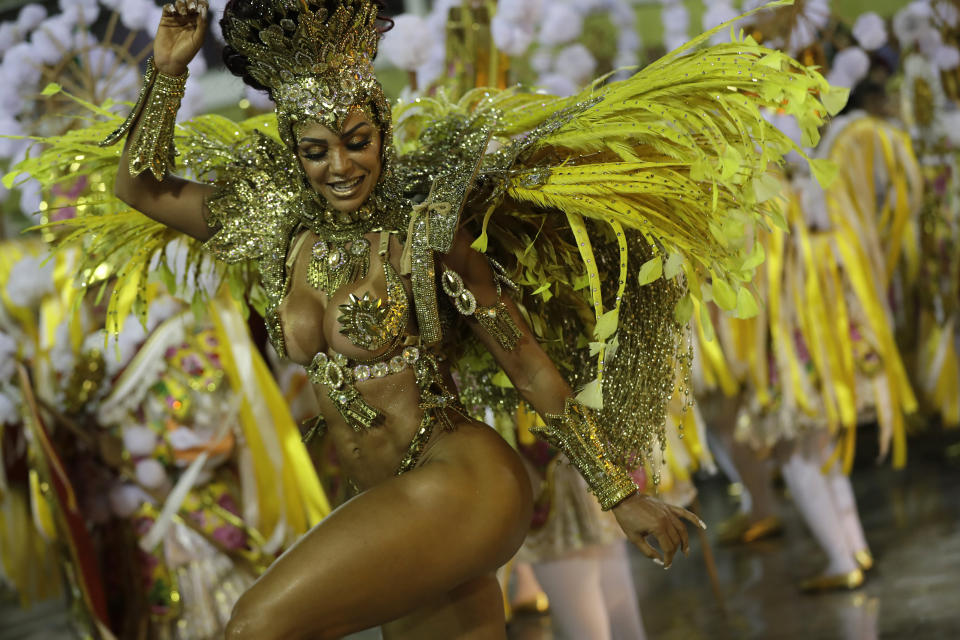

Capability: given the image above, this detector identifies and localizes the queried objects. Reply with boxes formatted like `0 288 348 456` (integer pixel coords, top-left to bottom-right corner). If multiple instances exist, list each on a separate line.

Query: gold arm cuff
100 58 188 180
531 398 638 510
99 58 158 147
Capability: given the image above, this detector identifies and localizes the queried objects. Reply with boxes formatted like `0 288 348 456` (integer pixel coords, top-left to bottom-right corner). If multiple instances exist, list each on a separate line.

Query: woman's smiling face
296 110 382 213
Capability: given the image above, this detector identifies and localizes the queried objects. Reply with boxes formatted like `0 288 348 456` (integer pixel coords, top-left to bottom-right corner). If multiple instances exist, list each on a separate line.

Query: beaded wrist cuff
100 58 187 180
531 398 638 510
100 58 157 148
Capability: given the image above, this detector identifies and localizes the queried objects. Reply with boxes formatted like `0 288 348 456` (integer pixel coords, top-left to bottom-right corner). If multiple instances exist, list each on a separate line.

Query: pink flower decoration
212 524 247 550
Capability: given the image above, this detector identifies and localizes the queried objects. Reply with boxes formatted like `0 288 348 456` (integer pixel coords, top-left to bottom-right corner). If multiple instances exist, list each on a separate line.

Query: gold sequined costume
10 0 844 509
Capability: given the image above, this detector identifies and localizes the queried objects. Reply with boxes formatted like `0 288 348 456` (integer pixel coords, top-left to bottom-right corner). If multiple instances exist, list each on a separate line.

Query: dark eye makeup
300 138 372 161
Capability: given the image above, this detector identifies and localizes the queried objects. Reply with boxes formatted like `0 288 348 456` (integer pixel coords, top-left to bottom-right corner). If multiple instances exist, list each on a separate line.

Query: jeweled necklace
303 199 381 295
299 168 409 297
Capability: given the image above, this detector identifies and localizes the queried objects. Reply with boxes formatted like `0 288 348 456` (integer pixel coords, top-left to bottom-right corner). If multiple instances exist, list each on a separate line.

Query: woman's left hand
613 493 706 568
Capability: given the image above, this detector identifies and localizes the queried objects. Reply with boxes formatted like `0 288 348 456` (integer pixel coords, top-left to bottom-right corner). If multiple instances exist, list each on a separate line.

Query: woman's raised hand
155 0 209 76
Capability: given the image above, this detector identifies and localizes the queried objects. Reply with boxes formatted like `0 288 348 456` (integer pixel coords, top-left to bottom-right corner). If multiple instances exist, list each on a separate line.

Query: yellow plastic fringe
825 118 923 290
209 295 328 544
0 488 63 608
771 171 915 470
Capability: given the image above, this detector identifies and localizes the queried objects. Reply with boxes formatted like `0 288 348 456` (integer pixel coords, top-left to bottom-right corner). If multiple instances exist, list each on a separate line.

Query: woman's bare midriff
315 368 450 490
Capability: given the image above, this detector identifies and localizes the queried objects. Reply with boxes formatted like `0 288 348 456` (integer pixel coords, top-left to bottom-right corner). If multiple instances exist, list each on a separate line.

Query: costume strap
531 398 638 510
402 200 447 345
99 57 188 180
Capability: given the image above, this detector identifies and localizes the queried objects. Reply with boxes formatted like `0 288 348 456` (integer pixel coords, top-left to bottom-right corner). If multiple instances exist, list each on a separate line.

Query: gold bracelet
100 58 188 180
531 398 638 510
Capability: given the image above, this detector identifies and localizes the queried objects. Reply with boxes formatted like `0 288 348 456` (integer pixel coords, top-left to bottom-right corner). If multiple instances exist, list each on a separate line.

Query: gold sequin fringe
109 58 188 180
99 58 157 148
475 301 523 351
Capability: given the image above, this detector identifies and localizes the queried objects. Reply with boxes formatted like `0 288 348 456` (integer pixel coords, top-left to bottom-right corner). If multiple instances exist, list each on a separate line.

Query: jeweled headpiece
222 0 391 150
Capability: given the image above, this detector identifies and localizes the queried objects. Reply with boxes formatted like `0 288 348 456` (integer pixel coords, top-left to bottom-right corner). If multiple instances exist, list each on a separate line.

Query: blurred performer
735 103 921 591
509 406 645 640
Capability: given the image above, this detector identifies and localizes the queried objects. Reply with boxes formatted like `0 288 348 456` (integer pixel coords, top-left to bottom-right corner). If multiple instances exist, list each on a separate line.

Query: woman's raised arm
113 1 215 241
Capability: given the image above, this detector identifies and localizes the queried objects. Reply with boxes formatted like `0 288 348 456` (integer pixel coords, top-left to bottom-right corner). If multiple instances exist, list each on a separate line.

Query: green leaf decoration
810 158 839 188
2 169 20 189
594 309 620 341
675 292 694 325
735 287 759 318
637 255 663 285
743 241 766 271
576 378 604 410
767 205 789 232
759 52 783 69
470 203 497 253
713 276 737 310
492 371 514 388
753 173 782 203
821 86 850 116
664 253 683 280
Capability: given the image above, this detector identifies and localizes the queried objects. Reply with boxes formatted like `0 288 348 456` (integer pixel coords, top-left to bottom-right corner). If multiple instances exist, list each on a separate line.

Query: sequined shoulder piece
203 131 303 309
203 131 302 265
396 115 492 345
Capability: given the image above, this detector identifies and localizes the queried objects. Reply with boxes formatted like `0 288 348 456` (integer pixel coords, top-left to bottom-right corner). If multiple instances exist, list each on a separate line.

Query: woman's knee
226 589 338 640
225 593 273 640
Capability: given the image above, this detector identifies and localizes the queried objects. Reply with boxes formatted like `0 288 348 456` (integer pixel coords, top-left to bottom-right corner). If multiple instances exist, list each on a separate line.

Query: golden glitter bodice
278 230 413 368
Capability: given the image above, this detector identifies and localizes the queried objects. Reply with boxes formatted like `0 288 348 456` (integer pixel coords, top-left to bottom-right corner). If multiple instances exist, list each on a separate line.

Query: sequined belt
309 345 422 391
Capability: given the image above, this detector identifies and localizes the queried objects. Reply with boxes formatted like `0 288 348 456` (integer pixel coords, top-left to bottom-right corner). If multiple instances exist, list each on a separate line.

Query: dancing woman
20 0 842 636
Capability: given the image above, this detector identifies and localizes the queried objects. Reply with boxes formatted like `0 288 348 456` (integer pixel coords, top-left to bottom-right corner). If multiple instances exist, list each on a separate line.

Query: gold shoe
717 513 783 545
800 568 865 593
511 592 550 616
854 549 874 572
741 516 784 543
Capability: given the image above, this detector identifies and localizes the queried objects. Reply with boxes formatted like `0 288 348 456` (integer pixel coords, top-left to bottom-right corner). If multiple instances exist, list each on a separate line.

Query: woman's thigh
226 422 532 640
382 573 506 640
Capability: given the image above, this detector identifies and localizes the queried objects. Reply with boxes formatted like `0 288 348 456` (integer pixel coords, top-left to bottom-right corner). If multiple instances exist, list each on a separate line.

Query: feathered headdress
221 0 391 149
